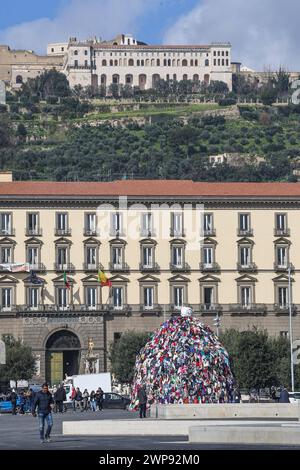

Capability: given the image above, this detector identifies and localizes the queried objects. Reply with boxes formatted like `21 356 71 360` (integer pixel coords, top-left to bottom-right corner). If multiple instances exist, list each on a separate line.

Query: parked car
102 392 131 410
288 392 300 404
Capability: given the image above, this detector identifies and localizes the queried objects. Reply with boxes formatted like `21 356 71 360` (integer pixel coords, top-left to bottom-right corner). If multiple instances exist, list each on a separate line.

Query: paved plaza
1 410 300 450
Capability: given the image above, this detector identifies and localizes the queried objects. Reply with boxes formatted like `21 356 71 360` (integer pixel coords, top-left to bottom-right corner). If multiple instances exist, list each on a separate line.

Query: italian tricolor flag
63 271 71 289
98 270 112 287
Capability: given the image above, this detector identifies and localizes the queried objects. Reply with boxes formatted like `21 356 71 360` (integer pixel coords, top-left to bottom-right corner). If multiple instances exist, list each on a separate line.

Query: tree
21 70 70 100
260 81 277 106
0 335 36 385
16 123 27 141
0 115 12 147
109 331 150 383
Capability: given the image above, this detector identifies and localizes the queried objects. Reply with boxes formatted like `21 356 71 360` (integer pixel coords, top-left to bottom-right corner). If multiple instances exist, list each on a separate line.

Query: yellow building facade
0 178 299 383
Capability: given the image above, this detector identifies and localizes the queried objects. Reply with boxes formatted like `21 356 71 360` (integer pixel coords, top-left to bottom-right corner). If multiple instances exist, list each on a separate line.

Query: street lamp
288 264 295 393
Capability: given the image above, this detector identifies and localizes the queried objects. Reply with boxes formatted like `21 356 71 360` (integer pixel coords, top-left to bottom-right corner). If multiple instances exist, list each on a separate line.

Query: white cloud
163 0 300 71
0 0 157 53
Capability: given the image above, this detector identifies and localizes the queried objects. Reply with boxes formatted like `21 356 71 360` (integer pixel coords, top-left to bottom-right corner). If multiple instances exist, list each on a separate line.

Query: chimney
0 171 13 182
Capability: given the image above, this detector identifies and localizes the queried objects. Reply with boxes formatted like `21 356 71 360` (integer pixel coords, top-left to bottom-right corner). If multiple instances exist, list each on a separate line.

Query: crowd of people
67 386 104 412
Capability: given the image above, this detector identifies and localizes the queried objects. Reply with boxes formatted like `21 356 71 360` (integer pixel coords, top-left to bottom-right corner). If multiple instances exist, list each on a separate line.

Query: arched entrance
45 330 81 385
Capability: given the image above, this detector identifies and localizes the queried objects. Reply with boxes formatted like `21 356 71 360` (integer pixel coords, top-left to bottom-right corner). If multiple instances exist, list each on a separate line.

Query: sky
0 0 299 70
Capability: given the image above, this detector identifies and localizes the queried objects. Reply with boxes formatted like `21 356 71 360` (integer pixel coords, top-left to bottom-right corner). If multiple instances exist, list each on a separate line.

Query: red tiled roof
0 180 300 198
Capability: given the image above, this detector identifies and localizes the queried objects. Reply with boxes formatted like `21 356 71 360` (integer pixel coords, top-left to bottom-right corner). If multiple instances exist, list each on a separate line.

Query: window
241 286 252 307
172 246 183 268
57 288 68 309
276 247 287 268
27 246 39 269
171 213 183 236
0 213 13 235
203 246 214 266
278 287 288 308
85 213 97 235
203 213 214 235
182 59 188 66
203 287 214 307
27 213 39 235
240 247 251 267
141 213 153 236
111 212 122 236
51 48 54 53
112 246 123 268
102 59 107 66
1 288 12 310
84 50 88 56
74 50 78 56
205 59 209 66
112 287 123 309
173 286 184 308
86 287 97 309
143 287 154 309
57 247 67 267
74 60 78 67
56 213 69 235
142 246 153 268
280 331 289 338
84 60 88 67
275 214 287 232
239 214 251 235
27 287 39 308
1 246 12 264
86 246 97 268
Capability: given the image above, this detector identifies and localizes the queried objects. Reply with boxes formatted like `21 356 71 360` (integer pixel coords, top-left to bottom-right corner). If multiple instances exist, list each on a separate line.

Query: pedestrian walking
82 389 89 411
19 391 26 414
10 388 17 415
90 390 96 411
54 384 66 413
74 387 83 411
279 385 290 403
70 385 76 412
137 384 147 419
96 387 104 411
31 383 54 443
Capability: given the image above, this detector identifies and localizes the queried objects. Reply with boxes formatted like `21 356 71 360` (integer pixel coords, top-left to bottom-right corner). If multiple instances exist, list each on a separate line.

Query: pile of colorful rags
130 311 234 408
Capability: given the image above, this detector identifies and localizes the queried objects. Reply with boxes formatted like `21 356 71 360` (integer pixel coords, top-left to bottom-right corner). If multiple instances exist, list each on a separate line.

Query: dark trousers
139 403 146 418
11 402 17 415
56 400 63 413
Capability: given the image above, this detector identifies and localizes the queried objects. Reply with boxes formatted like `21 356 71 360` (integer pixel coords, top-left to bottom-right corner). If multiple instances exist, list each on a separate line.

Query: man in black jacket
137 384 147 419
10 389 17 415
54 384 66 413
32 383 54 443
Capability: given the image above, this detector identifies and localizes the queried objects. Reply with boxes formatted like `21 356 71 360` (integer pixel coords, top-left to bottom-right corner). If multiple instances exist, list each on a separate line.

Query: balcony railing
199 262 220 272
83 228 98 236
83 262 104 272
109 304 131 313
109 262 129 272
274 303 297 315
200 303 222 313
139 262 160 272
237 228 253 237
54 263 75 272
169 262 190 272
28 263 46 272
273 263 294 272
17 304 110 313
274 228 290 237
229 303 267 315
170 228 186 237
237 262 257 272
0 228 15 236
140 304 162 315
25 228 43 236
55 228 72 236
203 228 216 237
109 229 125 237
140 229 156 238
0 305 17 313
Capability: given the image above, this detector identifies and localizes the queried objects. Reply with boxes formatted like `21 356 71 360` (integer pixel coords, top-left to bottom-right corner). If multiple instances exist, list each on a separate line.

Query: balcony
0 305 17 313
200 303 222 314
237 262 257 272
55 228 72 236
139 262 160 272
108 304 131 315
25 228 43 237
140 229 156 238
109 262 129 272
54 263 75 272
109 229 125 238
83 262 104 272
274 303 297 315
274 228 290 237
199 262 220 273
229 303 267 315
273 263 294 273
17 304 109 314
67 64 96 70
169 262 190 272
203 228 216 237
0 228 15 236
170 228 186 238
237 228 253 237
83 228 98 237
140 304 162 316
28 263 46 272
